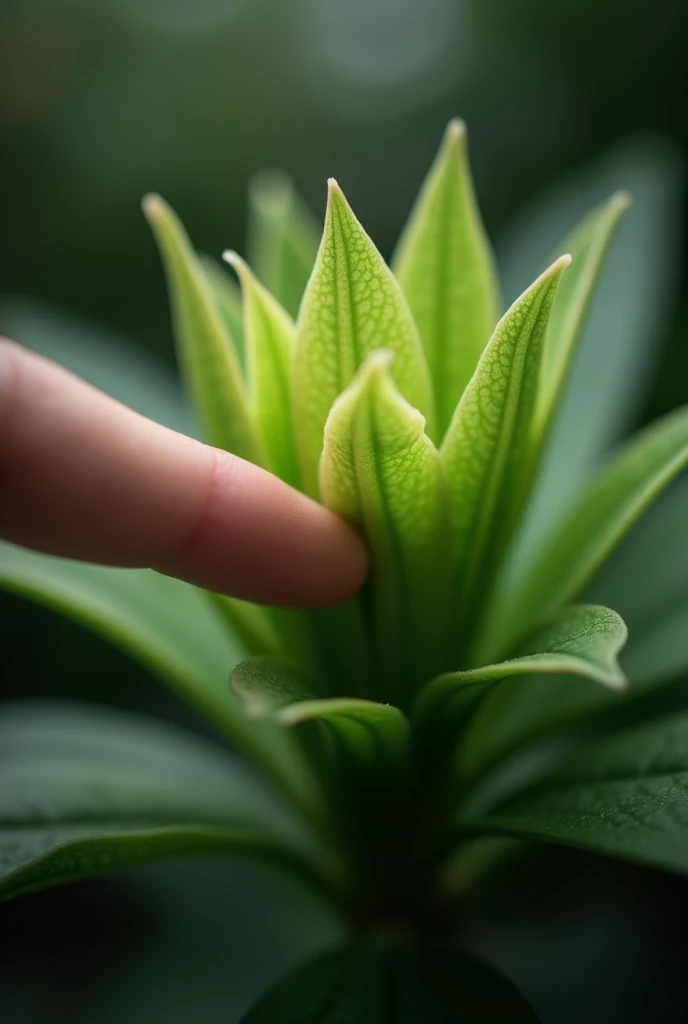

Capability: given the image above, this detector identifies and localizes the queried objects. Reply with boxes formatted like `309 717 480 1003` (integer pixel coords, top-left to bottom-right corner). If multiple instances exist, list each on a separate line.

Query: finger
0 340 368 607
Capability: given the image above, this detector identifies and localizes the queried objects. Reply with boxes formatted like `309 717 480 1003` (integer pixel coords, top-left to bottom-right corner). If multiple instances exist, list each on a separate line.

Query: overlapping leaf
0 703 311 903
293 180 434 496
440 256 570 658
413 605 626 772
320 351 451 699
224 251 299 486
231 657 409 776
393 119 498 438
143 194 263 463
200 255 246 368
469 711 688 876
495 405 688 657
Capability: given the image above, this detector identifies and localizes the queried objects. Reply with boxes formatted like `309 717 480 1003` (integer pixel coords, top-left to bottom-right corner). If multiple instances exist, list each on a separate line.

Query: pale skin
0 340 369 606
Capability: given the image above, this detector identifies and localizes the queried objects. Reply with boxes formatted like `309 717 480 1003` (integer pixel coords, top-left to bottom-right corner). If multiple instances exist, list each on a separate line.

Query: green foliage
240 940 538 1023
3 123 687 1019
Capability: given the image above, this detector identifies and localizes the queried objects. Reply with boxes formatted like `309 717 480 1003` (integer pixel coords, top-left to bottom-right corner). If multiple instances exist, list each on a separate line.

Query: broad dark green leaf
0 543 312 809
320 351 452 700
0 703 312 902
201 255 246 368
240 939 539 1023
413 605 626 771
223 251 299 486
493 405 688 658
231 657 409 771
440 257 570 659
470 711 688 876
392 119 498 437
246 171 320 320
293 179 434 497
143 194 263 463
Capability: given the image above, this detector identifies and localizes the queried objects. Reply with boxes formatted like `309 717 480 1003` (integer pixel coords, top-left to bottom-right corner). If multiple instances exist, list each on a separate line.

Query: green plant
2 120 687 1020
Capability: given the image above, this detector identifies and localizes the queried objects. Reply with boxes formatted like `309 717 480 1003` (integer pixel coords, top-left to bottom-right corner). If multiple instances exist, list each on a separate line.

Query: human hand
0 340 368 607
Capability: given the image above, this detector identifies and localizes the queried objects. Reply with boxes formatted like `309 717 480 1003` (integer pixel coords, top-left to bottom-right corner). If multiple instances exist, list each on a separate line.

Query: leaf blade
440 256 570 657
470 711 688 876
0 543 313 811
293 179 434 497
247 171 320 320
413 605 627 770
0 702 306 902
240 940 539 1023
224 251 300 486
143 194 262 463
319 351 452 699
499 405 688 655
393 119 499 437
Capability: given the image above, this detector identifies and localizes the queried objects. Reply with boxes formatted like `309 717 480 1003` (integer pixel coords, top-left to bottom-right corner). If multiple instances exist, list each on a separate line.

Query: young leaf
231 657 409 771
497 404 688 656
0 542 313 812
413 605 627 768
247 171 320 320
0 702 312 903
293 180 435 497
392 119 499 437
440 256 570 655
143 194 263 464
319 351 452 699
534 191 630 443
240 939 539 1023
224 251 299 486
497 144 681 536
468 710 688 877
200 255 246 369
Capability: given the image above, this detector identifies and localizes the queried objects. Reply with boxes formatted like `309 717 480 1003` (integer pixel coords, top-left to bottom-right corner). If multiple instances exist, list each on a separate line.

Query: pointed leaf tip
294 175 434 496
143 193 261 463
392 122 498 437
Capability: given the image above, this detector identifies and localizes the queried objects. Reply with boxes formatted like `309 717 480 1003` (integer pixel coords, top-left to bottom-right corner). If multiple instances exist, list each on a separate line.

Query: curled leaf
294 180 434 496
319 351 452 699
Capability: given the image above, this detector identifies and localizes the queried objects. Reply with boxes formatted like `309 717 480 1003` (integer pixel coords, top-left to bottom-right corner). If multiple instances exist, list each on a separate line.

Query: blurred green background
2 1 687 1021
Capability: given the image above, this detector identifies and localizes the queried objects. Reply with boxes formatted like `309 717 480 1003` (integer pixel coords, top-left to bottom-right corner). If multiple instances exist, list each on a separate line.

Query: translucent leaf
293 180 434 497
0 702 312 903
319 351 451 700
470 711 688 877
393 119 499 438
240 939 539 1023
200 255 246 369
247 171 321 320
413 605 627 772
143 194 262 463
495 405 688 657
440 257 570 659
224 251 299 486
